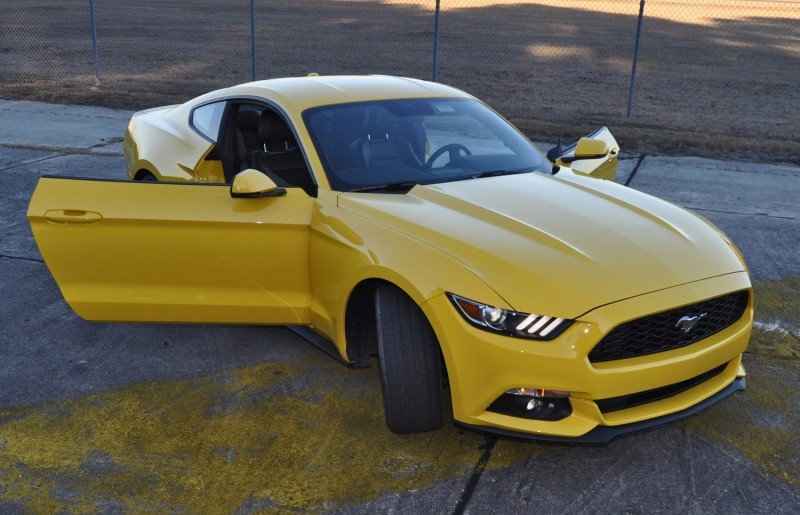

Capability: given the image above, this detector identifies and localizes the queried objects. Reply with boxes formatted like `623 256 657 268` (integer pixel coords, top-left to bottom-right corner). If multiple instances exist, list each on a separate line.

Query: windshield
303 98 548 192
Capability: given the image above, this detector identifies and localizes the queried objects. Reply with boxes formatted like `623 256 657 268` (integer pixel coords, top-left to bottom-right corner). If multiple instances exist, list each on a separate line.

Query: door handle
43 209 103 224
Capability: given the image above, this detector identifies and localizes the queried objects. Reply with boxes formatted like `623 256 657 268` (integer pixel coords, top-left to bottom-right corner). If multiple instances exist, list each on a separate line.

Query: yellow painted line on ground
2 276 797 510
0 354 560 511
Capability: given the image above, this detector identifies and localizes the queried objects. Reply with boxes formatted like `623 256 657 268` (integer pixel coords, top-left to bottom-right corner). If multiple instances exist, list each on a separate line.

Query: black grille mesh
595 363 728 413
589 290 749 363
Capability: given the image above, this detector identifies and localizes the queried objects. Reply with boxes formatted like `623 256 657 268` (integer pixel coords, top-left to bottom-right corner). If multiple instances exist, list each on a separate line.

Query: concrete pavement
0 100 131 155
0 99 798 512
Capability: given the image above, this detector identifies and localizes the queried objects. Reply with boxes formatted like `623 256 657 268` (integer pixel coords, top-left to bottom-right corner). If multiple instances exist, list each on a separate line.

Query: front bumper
422 271 752 440
459 376 746 443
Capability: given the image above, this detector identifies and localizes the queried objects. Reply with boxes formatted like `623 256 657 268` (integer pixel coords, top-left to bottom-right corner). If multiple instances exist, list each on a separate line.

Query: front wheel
375 286 444 434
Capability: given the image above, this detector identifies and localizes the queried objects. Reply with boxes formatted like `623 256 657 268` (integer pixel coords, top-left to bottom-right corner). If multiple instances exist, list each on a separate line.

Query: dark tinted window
303 98 547 192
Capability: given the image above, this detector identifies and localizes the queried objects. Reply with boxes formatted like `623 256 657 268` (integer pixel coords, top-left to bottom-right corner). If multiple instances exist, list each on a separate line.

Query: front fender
309 192 507 358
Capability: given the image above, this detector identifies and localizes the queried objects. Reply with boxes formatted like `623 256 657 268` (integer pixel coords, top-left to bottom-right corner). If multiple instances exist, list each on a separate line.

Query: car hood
337 171 746 318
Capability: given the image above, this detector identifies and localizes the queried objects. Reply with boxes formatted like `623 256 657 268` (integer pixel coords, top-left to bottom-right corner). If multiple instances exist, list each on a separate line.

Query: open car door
27 175 313 324
553 126 619 181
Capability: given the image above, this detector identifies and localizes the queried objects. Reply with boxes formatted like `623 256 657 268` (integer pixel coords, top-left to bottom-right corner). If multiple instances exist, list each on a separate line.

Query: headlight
447 294 572 340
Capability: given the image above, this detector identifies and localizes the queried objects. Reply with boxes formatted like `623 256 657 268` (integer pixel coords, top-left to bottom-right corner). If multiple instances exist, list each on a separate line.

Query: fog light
488 388 572 421
526 398 542 411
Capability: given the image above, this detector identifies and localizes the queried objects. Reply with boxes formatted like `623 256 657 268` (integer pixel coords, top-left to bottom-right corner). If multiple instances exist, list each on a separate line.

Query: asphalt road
0 100 798 513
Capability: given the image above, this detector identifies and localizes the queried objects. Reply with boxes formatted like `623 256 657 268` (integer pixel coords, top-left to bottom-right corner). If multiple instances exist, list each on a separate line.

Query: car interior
216 98 542 195
305 104 443 191
220 103 317 196
306 99 542 192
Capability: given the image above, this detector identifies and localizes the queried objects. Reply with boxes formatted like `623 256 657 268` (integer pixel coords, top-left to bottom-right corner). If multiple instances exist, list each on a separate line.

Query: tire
138 172 157 181
375 285 444 434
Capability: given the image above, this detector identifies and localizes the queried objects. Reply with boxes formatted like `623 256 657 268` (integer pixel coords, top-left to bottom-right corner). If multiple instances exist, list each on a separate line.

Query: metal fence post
250 0 257 81
626 0 646 119
431 0 441 82
88 0 100 86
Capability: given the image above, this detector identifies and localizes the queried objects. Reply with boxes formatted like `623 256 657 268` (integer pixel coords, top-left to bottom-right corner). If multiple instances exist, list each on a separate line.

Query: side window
191 101 226 141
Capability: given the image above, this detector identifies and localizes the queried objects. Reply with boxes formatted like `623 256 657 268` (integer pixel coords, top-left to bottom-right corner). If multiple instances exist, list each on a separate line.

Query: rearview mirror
230 169 286 198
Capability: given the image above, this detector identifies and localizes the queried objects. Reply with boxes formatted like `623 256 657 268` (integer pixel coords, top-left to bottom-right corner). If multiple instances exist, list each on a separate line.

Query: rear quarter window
191 101 226 141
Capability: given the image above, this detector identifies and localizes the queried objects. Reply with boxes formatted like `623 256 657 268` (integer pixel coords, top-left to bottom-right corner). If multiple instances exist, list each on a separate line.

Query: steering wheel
425 143 472 169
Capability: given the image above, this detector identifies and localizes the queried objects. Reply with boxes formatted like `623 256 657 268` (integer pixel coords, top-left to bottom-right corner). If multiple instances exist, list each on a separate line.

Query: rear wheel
137 171 157 181
375 285 444 434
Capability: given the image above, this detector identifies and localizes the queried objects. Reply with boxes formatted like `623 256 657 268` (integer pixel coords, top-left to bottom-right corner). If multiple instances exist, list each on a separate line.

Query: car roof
196 75 473 111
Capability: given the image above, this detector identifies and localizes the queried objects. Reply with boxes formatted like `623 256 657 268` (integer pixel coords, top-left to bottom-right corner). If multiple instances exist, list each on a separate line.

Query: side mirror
572 138 610 160
560 138 611 163
230 169 286 198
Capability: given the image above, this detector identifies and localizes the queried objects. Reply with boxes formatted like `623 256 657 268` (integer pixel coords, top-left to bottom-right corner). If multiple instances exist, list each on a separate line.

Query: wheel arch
336 257 506 368
343 278 384 366
336 262 436 360
133 168 159 181
342 277 450 384
342 273 430 365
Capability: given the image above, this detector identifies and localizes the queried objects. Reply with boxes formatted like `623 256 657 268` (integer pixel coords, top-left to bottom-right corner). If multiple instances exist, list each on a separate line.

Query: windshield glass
303 98 548 192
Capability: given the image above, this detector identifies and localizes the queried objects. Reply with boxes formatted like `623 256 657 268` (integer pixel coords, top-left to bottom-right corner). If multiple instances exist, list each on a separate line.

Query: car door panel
28 177 313 324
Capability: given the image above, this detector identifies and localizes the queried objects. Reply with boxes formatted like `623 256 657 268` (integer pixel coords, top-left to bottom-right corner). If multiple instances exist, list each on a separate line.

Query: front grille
589 290 748 363
595 363 728 413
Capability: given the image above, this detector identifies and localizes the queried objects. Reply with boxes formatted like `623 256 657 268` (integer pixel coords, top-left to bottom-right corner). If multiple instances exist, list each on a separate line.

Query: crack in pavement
4 143 122 157
0 153 63 172
0 254 44 264
636 157 800 177
0 143 124 157
689 206 799 221
452 436 497 515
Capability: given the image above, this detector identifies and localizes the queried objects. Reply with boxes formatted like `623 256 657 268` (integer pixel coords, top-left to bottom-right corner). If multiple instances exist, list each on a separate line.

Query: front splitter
458 377 746 444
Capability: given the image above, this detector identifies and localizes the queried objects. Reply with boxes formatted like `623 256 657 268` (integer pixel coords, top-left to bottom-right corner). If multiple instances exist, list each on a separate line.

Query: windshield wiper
349 170 536 192
474 168 534 179
349 181 419 193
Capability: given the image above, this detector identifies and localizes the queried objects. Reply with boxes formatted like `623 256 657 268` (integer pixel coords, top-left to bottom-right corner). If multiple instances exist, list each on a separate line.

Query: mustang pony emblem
676 313 707 333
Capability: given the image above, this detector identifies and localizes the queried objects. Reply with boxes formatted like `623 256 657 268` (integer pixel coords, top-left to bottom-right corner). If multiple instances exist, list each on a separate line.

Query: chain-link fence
2 1 799 155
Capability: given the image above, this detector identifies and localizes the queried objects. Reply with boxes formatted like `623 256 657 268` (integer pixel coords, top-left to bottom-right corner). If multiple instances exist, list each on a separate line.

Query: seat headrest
237 110 261 131
258 110 295 145
365 109 415 145
359 135 421 167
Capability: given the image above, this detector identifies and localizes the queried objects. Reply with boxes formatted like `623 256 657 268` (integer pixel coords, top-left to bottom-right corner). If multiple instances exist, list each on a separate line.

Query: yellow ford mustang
28 75 752 442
